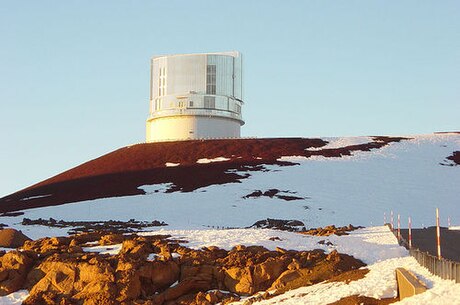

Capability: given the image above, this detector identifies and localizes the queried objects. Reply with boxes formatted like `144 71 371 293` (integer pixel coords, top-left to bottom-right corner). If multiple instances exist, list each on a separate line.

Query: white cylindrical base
146 116 241 142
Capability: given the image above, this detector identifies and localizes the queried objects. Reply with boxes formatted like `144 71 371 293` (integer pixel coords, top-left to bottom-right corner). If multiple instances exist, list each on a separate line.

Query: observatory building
146 51 244 142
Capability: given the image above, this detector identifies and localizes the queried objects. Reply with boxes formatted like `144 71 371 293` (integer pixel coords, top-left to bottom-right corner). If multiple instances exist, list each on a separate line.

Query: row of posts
384 208 445 259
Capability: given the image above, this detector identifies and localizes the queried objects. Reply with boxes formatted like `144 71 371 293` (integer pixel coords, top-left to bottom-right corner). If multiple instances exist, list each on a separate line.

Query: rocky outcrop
0 232 366 304
243 189 306 201
444 151 460 166
24 255 117 304
249 219 305 231
269 250 366 294
21 218 168 234
301 224 363 236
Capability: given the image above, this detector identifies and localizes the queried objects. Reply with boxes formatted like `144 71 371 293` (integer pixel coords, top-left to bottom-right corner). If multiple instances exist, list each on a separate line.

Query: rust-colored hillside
0 137 406 213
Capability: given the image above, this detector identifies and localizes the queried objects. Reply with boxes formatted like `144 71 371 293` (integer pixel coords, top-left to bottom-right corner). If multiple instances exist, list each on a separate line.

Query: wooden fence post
436 208 442 259
408 216 412 248
391 210 394 230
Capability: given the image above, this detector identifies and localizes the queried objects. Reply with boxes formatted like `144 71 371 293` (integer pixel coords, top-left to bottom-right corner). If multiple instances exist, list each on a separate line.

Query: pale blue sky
1 1 459 196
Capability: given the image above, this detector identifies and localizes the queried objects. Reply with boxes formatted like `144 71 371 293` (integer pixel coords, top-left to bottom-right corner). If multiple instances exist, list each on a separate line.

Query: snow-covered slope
1 133 459 238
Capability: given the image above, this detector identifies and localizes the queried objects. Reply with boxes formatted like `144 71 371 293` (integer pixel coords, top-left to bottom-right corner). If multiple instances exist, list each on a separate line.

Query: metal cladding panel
151 57 166 99
208 55 234 97
207 53 243 100
167 55 206 95
233 54 243 100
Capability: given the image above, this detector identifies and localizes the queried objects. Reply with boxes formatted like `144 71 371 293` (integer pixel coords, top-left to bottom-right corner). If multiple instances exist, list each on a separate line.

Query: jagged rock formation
300 224 364 236
0 232 366 305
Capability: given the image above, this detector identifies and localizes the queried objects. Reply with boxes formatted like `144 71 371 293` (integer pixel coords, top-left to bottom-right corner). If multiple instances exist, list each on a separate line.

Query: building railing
148 108 244 123
388 224 460 283
408 248 460 282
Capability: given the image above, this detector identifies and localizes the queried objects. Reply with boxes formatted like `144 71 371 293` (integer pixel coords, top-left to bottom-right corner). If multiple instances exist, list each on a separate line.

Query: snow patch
0 247 15 252
165 162 180 167
20 194 52 201
146 252 180 261
147 253 159 261
0 290 29 305
139 183 173 194
277 156 309 162
82 244 122 255
196 157 231 164
308 136 374 151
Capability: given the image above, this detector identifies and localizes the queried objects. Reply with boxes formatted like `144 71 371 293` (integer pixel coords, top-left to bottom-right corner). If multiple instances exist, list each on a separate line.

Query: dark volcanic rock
20 218 168 234
445 151 460 166
243 189 306 201
249 218 305 231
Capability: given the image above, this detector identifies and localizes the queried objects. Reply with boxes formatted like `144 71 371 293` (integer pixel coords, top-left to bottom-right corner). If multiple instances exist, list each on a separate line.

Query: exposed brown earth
0 231 366 305
0 137 408 213
326 267 369 284
327 295 398 305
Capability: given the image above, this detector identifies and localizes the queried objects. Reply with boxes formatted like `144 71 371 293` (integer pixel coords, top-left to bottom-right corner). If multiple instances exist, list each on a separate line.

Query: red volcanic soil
0 137 407 213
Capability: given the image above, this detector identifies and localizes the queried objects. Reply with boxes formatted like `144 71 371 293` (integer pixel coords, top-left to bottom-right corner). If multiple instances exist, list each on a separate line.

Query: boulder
22 236 72 256
117 269 141 302
223 266 253 295
269 250 366 294
152 273 214 305
252 256 290 291
25 255 117 303
100 234 125 246
0 228 31 248
114 260 142 301
119 239 153 259
139 260 180 293
0 250 35 296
